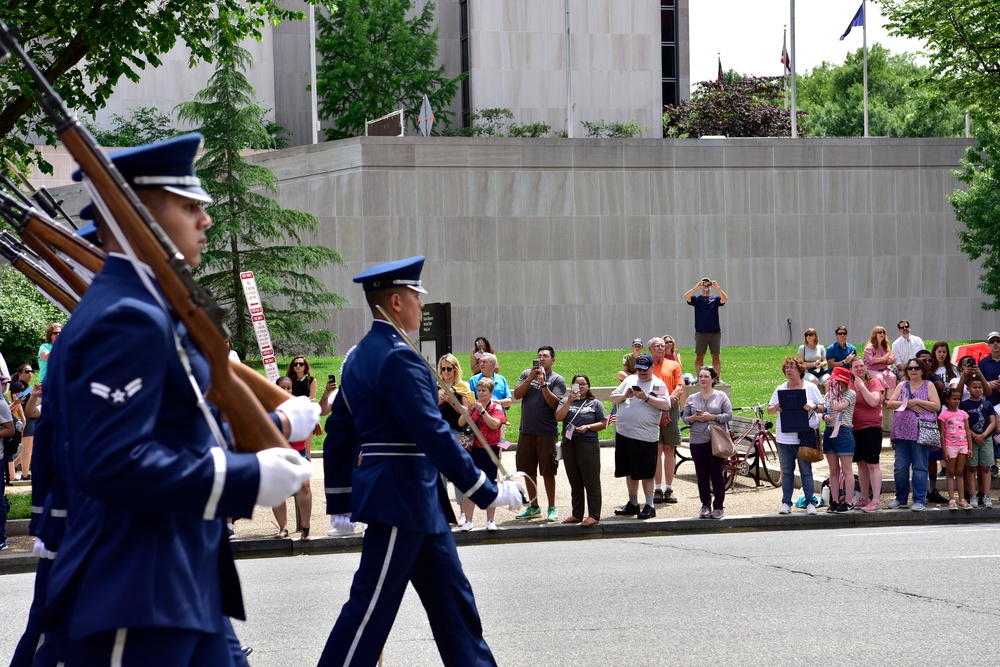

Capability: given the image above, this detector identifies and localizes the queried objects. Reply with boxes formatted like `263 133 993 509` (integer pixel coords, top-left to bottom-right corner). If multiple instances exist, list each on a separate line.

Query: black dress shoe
637 504 656 520
614 501 640 516
664 488 678 503
926 490 949 504
653 489 664 504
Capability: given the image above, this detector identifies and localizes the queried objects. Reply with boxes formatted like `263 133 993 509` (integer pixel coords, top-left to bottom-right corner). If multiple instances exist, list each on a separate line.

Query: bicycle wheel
757 433 781 487
722 459 737 490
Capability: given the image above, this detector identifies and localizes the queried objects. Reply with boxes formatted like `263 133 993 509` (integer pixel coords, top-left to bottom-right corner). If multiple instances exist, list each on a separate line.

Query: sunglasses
836 332 847 336
899 325 910 330
907 366 921 371
20 369 33 374
440 366 455 372
292 361 306 367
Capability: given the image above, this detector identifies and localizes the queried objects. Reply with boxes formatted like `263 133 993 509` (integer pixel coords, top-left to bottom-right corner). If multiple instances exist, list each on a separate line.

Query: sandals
561 516 581 524
948 499 958 510
273 528 289 539
580 517 599 528
300 526 310 541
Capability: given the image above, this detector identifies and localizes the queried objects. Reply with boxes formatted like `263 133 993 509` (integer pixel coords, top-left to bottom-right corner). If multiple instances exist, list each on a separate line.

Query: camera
328 374 336 384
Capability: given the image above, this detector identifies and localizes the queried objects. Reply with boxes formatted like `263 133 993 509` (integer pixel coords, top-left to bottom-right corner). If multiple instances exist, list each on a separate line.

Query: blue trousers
893 439 930 505
777 443 814 506
318 522 497 667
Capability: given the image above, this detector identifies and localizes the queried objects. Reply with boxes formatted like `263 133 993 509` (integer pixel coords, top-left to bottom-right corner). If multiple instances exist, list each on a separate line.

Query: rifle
0 21 288 452
0 232 77 312
4 158 79 229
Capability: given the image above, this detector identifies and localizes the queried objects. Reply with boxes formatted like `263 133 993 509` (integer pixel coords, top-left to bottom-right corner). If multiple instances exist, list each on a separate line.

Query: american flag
608 404 617 425
781 28 791 76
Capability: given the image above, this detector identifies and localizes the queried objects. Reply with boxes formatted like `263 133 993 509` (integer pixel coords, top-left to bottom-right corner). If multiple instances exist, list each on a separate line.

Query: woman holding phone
555 375 607 527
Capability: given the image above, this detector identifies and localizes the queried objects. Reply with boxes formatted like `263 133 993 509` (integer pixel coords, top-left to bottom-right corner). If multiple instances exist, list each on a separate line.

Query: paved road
5 524 1000 664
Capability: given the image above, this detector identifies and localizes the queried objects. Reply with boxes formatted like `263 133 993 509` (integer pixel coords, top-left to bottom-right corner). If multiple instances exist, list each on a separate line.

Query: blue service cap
352 256 428 294
75 133 213 221
75 221 100 245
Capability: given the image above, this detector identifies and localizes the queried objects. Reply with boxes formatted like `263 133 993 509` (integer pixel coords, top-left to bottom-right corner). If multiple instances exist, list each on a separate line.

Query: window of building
661 4 678 106
460 0 471 127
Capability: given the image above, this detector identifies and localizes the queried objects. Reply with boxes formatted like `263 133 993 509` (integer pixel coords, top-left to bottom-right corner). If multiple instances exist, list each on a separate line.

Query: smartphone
633 385 642 392
328 374 336 384
532 359 540 369
17 386 32 400
572 382 580 394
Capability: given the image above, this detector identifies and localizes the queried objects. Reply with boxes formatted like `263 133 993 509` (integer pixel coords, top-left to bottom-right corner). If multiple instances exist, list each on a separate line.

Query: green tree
0 1 305 171
663 76 802 138
176 20 346 359
84 107 178 147
880 0 1000 117
796 43 965 137
314 0 462 139
952 121 1000 310
0 266 64 367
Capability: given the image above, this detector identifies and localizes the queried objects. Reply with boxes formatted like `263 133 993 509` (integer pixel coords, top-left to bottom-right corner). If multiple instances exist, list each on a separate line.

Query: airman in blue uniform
318 256 525 666
17 134 315 666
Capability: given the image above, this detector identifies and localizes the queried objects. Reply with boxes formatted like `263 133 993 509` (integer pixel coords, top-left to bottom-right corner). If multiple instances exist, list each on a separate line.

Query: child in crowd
938 388 972 510
960 378 997 507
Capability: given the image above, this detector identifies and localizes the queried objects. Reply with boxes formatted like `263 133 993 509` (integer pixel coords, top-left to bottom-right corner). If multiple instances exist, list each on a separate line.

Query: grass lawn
7 492 32 521
253 339 966 448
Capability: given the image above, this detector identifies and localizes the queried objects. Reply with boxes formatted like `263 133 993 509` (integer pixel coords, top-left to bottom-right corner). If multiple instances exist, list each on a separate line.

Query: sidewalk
2 439 997 573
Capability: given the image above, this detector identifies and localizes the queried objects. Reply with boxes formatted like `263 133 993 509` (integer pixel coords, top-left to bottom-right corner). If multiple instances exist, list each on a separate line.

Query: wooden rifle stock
0 21 287 452
0 234 77 312
0 189 105 274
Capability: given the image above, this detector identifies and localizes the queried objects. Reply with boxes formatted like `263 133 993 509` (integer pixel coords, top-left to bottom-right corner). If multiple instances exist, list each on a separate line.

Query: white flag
418 94 434 138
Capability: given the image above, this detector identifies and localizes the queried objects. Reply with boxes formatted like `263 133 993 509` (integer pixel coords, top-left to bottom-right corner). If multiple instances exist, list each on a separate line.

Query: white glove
489 480 526 511
255 448 313 507
32 537 57 560
277 396 321 442
328 513 357 536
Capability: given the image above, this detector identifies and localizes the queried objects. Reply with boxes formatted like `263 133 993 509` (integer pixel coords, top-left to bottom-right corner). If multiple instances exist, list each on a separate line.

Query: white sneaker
969 497 980 507
985 497 994 508
485 521 498 531
778 503 791 515
457 513 466 525
461 521 474 531
327 526 356 537
806 504 817 515
888 499 903 509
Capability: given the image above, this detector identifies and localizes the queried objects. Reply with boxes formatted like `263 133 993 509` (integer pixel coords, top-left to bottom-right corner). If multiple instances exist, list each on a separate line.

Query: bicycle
721 403 781 490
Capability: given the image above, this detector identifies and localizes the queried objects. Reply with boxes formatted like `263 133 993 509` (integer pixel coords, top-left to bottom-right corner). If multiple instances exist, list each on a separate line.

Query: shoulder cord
84 181 229 451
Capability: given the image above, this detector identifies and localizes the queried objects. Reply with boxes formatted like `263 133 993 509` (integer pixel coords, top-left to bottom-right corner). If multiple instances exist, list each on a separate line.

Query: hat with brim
634 353 654 370
353 256 428 294
75 133 212 223
829 366 852 385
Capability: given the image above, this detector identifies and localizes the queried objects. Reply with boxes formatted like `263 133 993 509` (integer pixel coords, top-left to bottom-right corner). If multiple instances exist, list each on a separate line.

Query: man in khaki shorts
648 337 685 504
512 346 567 521
684 278 728 376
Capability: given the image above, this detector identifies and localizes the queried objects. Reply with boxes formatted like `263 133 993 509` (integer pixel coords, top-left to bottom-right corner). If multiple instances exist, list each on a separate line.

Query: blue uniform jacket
42 256 261 640
324 320 499 533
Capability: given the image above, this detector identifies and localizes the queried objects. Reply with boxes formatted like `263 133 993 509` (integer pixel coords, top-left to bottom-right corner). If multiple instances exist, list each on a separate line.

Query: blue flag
840 2 864 41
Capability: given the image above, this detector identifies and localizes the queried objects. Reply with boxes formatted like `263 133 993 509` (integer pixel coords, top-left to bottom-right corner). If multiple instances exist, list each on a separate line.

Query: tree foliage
952 121 1000 311
83 107 179 148
176 20 346 359
0 266 65 367
0 1 305 171
581 119 651 139
796 43 965 138
314 0 462 140
663 76 803 138
880 0 1000 117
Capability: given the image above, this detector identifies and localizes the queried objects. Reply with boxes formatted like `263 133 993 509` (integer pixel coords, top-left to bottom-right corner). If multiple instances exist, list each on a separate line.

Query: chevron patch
90 378 143 407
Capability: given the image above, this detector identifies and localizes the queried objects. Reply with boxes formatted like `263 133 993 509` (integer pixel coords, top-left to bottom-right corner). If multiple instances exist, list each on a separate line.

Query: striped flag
781 28 791 76
608 404 617 425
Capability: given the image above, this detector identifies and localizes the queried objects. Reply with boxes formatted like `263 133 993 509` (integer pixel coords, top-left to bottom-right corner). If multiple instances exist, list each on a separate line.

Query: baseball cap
631 338 643 347
634 354 654 370
988 331 1000 343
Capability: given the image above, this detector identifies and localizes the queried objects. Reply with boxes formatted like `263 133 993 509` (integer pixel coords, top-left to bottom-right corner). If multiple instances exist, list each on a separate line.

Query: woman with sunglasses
798 328 829 388
886 360 941 511
270 376 313 540
37 322 62 383
863 326 896 390
437 354 472 434
470 336 497 376
286 356 318 401
13 365 35 480
660 334 683 370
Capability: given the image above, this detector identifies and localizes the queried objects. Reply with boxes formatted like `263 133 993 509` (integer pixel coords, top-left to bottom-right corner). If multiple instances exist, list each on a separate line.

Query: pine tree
176 21 346 359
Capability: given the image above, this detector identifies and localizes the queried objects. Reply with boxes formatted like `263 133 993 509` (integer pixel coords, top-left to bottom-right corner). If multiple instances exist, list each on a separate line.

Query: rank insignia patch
90 378 143 407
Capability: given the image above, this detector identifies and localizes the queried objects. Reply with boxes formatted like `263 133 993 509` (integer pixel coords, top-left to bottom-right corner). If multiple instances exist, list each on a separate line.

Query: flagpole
565 0 573 139
790 0 797 138
783 26 788 111
862 0 869 137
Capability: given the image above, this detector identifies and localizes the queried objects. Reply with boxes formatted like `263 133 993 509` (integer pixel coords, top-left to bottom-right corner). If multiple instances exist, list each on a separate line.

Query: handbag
917 419 939 446
797 428 823 462
710 424 736 458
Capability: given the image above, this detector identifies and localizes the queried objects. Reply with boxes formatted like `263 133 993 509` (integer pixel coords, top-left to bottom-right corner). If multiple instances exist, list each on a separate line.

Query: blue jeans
894 439 929 505
778 444 814 506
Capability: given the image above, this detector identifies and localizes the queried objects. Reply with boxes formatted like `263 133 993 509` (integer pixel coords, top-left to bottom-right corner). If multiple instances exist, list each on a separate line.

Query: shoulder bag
699 395 736 458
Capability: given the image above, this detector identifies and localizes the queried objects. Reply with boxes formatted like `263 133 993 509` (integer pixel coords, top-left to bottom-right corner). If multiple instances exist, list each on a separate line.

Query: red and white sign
240 271 280 381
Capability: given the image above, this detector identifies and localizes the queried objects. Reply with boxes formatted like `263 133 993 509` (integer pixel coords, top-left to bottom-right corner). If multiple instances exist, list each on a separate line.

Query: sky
688 1 927 86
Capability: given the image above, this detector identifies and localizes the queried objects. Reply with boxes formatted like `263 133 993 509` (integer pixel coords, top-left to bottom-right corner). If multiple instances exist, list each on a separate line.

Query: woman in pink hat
823 366 857 512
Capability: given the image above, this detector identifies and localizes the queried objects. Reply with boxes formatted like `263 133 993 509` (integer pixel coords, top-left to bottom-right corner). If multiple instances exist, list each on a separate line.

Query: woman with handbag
885 359 941 511
555 374 608 527
767 358 825 515
682 366 733 519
